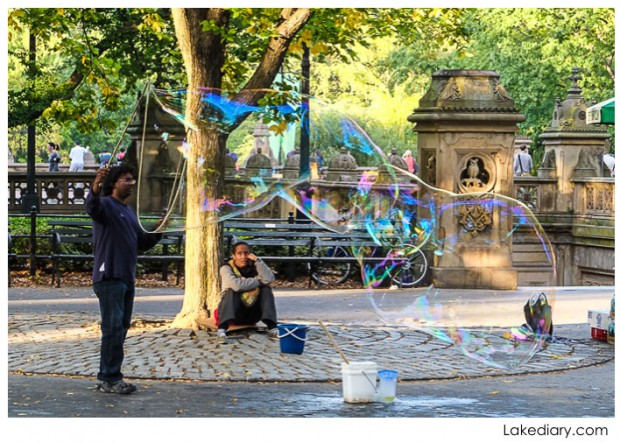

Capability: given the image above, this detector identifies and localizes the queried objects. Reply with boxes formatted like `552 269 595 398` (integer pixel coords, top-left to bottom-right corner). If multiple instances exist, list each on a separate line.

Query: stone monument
408 69 525 289
538 67 611 208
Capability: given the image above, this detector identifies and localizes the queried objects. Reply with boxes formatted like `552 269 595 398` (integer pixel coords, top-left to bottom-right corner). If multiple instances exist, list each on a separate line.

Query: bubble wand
319 320 377 391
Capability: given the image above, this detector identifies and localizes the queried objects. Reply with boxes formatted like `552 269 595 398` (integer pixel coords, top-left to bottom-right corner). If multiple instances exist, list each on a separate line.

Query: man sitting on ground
217 241 278 344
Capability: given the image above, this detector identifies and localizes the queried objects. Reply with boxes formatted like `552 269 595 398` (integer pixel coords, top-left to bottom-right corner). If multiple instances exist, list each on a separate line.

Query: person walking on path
402 150 417 173
217 241 278 344
514 145 533 176
86 165 166 394
48 142 61 172
69 141 88 171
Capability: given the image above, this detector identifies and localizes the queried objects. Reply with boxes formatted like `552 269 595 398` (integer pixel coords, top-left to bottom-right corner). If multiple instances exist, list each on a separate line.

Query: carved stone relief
423 152 436 186
456 153 495 193
491 79 513 101
541 150 556 169
585 183 614 214
516 185 538 211
438 77 462 101
457 198 493 237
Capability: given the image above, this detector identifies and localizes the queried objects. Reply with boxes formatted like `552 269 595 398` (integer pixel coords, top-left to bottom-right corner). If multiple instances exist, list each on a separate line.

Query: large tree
169 8 468 328
170 8 314 328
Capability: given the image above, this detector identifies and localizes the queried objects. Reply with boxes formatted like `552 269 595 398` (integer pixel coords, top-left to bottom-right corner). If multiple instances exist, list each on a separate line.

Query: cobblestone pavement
8 311 615 382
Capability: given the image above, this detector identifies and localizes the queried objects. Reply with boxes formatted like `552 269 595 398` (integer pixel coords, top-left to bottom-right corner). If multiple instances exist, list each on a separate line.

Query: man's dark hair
101 164 136 196
520 145 528 151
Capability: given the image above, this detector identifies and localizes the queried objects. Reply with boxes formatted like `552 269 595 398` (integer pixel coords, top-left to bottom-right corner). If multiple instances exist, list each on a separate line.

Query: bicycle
308 240 428 288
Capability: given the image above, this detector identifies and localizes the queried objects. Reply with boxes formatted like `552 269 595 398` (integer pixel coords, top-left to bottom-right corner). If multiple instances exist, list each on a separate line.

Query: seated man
217 241 278 343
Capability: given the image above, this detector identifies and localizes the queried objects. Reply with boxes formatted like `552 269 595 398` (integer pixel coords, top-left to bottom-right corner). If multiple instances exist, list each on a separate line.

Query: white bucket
341 361 377 403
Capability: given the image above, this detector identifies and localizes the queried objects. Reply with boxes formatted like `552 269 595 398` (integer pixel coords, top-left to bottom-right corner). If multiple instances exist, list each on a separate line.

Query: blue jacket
86 191 162 283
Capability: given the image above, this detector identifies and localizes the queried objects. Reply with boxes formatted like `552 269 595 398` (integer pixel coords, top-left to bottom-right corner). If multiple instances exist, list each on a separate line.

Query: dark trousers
93 279 135 383
217 286 277 330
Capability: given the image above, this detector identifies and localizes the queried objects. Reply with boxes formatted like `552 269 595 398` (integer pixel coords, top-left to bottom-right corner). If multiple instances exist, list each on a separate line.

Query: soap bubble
359 181 556 370
140 86 426 235
134 85 555 370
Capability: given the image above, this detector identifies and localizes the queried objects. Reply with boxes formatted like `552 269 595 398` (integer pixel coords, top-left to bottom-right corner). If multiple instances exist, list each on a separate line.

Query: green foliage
377 8 615 163
8 8 183 156
8 216 52 257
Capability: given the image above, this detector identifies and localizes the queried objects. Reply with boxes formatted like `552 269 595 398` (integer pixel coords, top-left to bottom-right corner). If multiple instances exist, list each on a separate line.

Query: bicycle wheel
387 245 428 288
308 245 352 285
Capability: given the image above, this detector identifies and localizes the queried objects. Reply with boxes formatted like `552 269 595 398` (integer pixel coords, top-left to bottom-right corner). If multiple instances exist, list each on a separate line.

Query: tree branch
236 8 313 106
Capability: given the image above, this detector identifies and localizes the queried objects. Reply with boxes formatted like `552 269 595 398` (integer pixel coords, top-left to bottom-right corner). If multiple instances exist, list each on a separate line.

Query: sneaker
216 329 229 344
267 327 279 340
97 380 137 395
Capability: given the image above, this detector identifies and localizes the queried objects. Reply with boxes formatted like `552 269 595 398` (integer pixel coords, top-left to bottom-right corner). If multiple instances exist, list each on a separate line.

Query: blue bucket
278 323 308 354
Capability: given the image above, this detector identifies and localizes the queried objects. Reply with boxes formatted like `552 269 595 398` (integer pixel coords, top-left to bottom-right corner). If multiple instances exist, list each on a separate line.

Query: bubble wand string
105 79 152 168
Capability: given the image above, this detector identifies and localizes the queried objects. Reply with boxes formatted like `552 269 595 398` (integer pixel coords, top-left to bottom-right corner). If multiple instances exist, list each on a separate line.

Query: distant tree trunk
170 8 312 329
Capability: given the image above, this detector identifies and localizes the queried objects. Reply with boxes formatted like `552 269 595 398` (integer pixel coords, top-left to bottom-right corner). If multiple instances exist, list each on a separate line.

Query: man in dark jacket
86 165 165 394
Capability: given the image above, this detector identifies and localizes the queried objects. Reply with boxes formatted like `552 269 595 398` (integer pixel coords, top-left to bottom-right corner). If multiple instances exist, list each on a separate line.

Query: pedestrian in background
514 145 533 176
69 141 88 171
98 151 112 168
116 147 127 164
48 142 61 172
86 164 166 394
402 150 416 173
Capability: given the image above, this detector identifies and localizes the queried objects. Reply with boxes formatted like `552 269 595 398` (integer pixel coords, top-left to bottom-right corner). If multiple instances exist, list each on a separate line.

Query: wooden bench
42 216 427 289
49 219 185 287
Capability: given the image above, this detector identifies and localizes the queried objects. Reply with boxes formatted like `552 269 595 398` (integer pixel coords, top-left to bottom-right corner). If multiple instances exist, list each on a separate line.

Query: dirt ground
8 269 366 290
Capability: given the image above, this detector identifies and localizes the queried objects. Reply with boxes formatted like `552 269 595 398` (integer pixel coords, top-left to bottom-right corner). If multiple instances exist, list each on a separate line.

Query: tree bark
171 8 229 329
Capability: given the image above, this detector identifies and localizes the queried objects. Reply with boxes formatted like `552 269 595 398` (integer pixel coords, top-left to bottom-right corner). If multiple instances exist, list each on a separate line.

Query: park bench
48 219 185 287
12 214 427 289
7 230 56 284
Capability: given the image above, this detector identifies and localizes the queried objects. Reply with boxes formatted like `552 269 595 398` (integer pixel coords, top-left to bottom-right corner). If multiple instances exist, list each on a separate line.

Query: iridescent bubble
135 85 555 370
357 174 556 370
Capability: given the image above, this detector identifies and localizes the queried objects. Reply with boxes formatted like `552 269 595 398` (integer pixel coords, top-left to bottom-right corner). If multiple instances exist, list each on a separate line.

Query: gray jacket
219 259 275 296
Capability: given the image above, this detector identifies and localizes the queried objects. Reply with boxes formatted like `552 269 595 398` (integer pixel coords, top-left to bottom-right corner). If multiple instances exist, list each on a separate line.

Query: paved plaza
6 285 615 425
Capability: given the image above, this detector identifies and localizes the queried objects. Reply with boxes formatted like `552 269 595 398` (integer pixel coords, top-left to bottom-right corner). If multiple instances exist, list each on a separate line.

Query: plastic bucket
341 361 377 403
278 323 308 354
376 369 399 402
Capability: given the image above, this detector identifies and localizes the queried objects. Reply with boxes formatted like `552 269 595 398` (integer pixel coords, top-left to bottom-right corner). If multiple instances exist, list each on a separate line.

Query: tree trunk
170 9 228 329
172 126 226 329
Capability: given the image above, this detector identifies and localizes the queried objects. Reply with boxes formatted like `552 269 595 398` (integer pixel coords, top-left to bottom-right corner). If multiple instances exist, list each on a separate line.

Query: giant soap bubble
132 85 555 370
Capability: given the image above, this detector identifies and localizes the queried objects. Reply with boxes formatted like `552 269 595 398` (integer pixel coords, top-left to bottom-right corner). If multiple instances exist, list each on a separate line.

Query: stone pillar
408 69 525 289
538 67 611 212
242 116 277 167
244 147 273 178
127 90 186 213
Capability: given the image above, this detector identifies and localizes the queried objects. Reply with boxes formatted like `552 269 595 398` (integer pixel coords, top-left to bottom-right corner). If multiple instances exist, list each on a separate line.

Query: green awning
586 98 615 125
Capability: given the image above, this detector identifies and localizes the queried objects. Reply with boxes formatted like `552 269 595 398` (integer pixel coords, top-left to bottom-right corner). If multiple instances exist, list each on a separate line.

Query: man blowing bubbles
86 165 167 394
